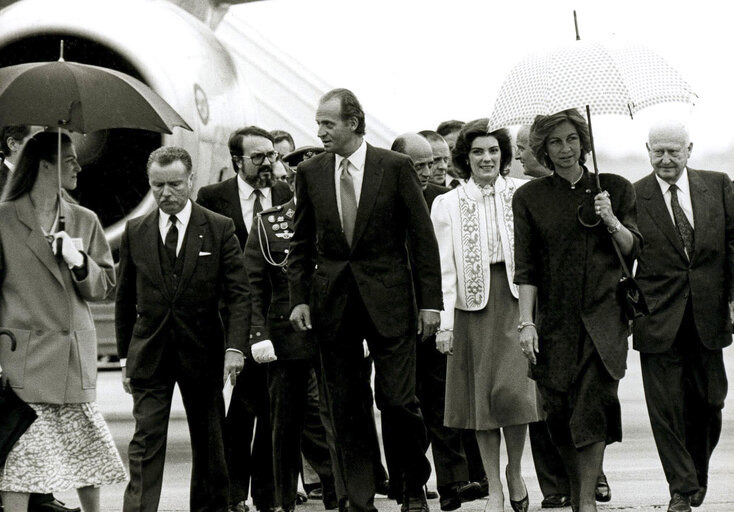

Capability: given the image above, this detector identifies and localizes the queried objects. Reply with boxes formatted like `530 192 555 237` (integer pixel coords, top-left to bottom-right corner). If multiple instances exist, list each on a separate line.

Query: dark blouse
512 169 642 392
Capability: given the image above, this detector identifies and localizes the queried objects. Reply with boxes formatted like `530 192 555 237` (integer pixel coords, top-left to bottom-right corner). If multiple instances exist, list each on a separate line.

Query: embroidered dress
432 177 539 430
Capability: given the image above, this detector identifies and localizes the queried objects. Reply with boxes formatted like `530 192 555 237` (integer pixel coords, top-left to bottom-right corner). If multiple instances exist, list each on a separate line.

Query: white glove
362 339 370 359
52 231 84 268
251 340 277 364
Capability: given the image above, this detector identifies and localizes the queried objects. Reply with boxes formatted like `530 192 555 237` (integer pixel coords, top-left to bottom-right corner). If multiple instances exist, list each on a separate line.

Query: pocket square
199 251 212 256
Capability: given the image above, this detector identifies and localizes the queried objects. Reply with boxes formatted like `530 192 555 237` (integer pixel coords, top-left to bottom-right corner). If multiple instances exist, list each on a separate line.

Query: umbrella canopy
487 39 696 132
0 60 191 134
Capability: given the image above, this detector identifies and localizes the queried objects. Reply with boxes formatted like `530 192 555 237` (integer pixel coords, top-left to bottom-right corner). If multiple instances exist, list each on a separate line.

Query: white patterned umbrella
487 39 696 132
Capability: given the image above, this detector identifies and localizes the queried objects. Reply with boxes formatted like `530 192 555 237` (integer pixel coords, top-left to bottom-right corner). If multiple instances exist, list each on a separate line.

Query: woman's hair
451 119 513 180
529 109 592 171
2 132 72 202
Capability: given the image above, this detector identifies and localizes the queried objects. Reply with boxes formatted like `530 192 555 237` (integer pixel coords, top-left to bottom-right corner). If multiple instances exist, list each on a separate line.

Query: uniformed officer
243 197 337 512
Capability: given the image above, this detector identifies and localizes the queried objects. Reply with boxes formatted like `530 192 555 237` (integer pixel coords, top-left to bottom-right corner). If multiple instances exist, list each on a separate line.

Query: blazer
0 195 115 404
288 143 443 338
0 162 10 198
423 182 450 211
115 202 251 381
431 176 526 330
633 169 734 353
197 177 293 250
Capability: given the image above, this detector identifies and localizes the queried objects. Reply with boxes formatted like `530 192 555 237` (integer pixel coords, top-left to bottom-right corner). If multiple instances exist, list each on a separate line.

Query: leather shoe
437 484 461 511
476 477 489 498
376 479 390 496
307 487 323 500
425 487 438 500
401 489 429 512
595 473 611 502
29 499 81 512
690 486 706 507
541 494 571 508
668 493 691 512
229 501 249 512
457 481 483 503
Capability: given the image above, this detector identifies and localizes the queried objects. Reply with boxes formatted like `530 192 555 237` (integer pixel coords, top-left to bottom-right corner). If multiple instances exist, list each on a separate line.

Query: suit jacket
0 195 115 404
244 198 315 360
633 169 734 353
288 143 443 338
196 177 293 250
423 182 450 211
115 202 251 380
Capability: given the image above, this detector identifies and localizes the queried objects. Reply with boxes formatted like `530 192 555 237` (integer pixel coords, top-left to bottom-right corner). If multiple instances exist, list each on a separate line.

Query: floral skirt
0 402 128 493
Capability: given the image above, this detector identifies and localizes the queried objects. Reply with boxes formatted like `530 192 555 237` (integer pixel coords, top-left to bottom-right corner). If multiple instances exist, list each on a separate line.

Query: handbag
611 237 649 321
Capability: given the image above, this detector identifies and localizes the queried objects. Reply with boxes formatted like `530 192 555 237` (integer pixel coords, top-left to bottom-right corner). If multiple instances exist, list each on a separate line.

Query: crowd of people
0 86 730 512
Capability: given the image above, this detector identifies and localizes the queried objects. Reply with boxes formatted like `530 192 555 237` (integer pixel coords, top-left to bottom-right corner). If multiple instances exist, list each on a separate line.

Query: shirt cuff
226 348 244 356
420 309 440 313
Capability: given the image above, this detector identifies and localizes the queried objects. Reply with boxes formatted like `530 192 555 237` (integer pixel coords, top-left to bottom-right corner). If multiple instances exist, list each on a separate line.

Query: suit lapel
174 204 206 300
16 195 65 287
226 177 248 238
687 169 710 262
351 145 383 249
139 209 169 299
640 173 688 261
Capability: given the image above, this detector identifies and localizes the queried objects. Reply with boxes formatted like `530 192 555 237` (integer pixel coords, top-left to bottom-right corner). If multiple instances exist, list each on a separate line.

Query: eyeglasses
240 151 278 166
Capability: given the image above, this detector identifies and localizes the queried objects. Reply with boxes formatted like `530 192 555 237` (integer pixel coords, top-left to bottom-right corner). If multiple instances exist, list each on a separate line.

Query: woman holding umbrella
512 109 641 512
0 131 126 512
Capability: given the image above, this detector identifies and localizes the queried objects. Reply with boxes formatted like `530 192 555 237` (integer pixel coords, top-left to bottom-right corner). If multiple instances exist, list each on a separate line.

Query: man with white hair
633 121 734 512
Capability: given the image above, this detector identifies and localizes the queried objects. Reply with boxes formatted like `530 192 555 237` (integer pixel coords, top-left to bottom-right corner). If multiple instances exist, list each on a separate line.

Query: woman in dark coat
511 109 641 512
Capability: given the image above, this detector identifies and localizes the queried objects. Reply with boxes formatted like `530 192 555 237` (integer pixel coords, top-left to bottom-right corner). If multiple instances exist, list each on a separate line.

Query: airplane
0 0 395 362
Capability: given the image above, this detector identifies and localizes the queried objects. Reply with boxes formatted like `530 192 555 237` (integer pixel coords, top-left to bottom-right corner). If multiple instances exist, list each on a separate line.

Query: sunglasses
240 151 278 166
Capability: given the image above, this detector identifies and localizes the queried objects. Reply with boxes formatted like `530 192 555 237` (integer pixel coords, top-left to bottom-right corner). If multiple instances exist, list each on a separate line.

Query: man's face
149 159 194 215
316 98 359 156
515 128 549 178
237 135 276 189
442 130 461 179
408 146 435 190
7 125 43 157
428 139 450 186
274 139 294 158
647 130 691 184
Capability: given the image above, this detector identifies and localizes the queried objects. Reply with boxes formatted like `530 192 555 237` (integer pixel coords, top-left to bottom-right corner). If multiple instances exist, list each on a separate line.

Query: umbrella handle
55 216 65 258
0 328 17 351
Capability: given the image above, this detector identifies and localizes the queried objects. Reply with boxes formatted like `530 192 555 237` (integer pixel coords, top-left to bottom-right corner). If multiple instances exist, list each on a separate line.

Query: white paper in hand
223 375 235 415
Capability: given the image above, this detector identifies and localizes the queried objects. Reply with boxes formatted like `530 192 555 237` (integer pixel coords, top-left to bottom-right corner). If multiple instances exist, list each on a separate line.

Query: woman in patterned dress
0 132 126 512
431 119 539 512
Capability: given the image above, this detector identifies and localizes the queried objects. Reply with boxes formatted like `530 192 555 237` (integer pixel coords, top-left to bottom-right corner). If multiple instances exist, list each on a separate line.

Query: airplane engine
0 0 258 254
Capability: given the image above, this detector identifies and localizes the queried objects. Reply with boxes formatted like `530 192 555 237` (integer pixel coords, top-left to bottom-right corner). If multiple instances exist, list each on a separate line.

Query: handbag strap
610 236 632 278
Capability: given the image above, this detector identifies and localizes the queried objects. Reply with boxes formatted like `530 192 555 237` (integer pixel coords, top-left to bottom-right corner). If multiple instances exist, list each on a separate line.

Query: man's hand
435 330 453 355
223 350 245 386
519 325 539 365
252 340 277 364
121 366 132 395
417 310 440 341
290 304 312 332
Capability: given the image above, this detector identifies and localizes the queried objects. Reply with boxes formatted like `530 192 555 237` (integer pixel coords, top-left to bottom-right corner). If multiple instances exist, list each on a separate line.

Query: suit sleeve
196 185 213 211
71 214 116 302
115 223 136 359
430 194 456 330
512 190 539 286
218 218 252 353
613 177 643 265
288 166 317 309
722 174 734 301
244 217 271 345
398 157 443 311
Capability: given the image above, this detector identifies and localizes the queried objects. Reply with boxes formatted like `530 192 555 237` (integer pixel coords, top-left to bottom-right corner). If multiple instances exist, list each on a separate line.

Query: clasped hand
51 231 83 268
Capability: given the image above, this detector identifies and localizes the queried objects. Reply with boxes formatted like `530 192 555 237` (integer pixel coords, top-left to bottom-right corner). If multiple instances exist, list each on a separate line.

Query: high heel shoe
505 467 529 512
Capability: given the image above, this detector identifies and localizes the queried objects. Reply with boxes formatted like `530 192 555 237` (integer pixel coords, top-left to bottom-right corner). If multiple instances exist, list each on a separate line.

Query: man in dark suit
435 121 465 189
289 88 443 512
0 125 42 197
197 126 292 512
633 121 734 512
116 146 251 512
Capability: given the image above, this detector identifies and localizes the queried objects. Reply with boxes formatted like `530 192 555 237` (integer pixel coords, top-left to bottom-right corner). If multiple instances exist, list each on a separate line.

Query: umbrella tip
59 39 65 62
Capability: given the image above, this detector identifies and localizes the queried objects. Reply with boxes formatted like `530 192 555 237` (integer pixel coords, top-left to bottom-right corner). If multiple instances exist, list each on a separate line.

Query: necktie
669 184 694 258
450 179 461 189
253 189 263 216
165 215 179 263
339 158 358 245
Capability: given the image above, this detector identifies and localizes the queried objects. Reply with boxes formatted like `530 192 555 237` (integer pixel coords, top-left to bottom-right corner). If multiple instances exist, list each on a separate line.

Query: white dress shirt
158 199 192 256
655 167 695 228
237 174 273 231
334 139 367 219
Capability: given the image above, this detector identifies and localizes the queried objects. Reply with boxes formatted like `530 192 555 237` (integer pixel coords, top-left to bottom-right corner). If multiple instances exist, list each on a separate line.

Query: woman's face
468 135 501 186
49 142 82 191
545 121 581 172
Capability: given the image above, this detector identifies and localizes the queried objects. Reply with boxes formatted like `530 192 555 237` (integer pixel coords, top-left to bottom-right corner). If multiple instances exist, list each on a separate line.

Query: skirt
0 402 127 493
444 263 540 430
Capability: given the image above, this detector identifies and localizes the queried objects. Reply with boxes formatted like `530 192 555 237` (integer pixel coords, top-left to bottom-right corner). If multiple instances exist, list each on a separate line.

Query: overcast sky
231 0 734 178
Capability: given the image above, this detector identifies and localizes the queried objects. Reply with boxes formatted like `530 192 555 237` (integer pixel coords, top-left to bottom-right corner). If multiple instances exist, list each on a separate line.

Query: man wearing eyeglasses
197 126 293 512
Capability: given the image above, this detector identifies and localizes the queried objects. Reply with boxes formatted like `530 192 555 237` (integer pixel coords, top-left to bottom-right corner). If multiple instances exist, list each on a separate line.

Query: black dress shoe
437 484 460 511
690 486 706 507
28 499 81 512
375 479 390 496
540 494 571 508
595 473 611 502
476 477 489 498
401 489 429 512
307 487 323 500
668 493 691 512
457 481 483 503
425 487 438 500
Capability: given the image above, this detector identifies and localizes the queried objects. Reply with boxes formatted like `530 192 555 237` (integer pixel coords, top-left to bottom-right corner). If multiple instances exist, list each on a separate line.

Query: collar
237 173 273 199
159 199 192 227
655 167 690 196
552 166 590 189
465 176 507 201
335 139 367 172
4 159 14 172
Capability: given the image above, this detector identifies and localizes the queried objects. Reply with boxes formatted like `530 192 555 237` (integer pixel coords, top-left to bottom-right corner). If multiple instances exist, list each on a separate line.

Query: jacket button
256 332 261 336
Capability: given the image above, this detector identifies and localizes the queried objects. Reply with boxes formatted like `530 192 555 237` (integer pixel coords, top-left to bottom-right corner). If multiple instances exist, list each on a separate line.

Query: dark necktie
669 184 694 258
165 214 179 263
253 189 263 217
449 179 461 189
339 158 357 245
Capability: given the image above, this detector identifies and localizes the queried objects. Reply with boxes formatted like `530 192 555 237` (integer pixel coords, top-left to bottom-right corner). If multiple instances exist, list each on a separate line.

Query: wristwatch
607 219 622 234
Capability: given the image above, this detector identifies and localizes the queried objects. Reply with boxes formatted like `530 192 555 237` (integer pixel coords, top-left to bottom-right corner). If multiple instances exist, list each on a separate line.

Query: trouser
529 420 571 498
